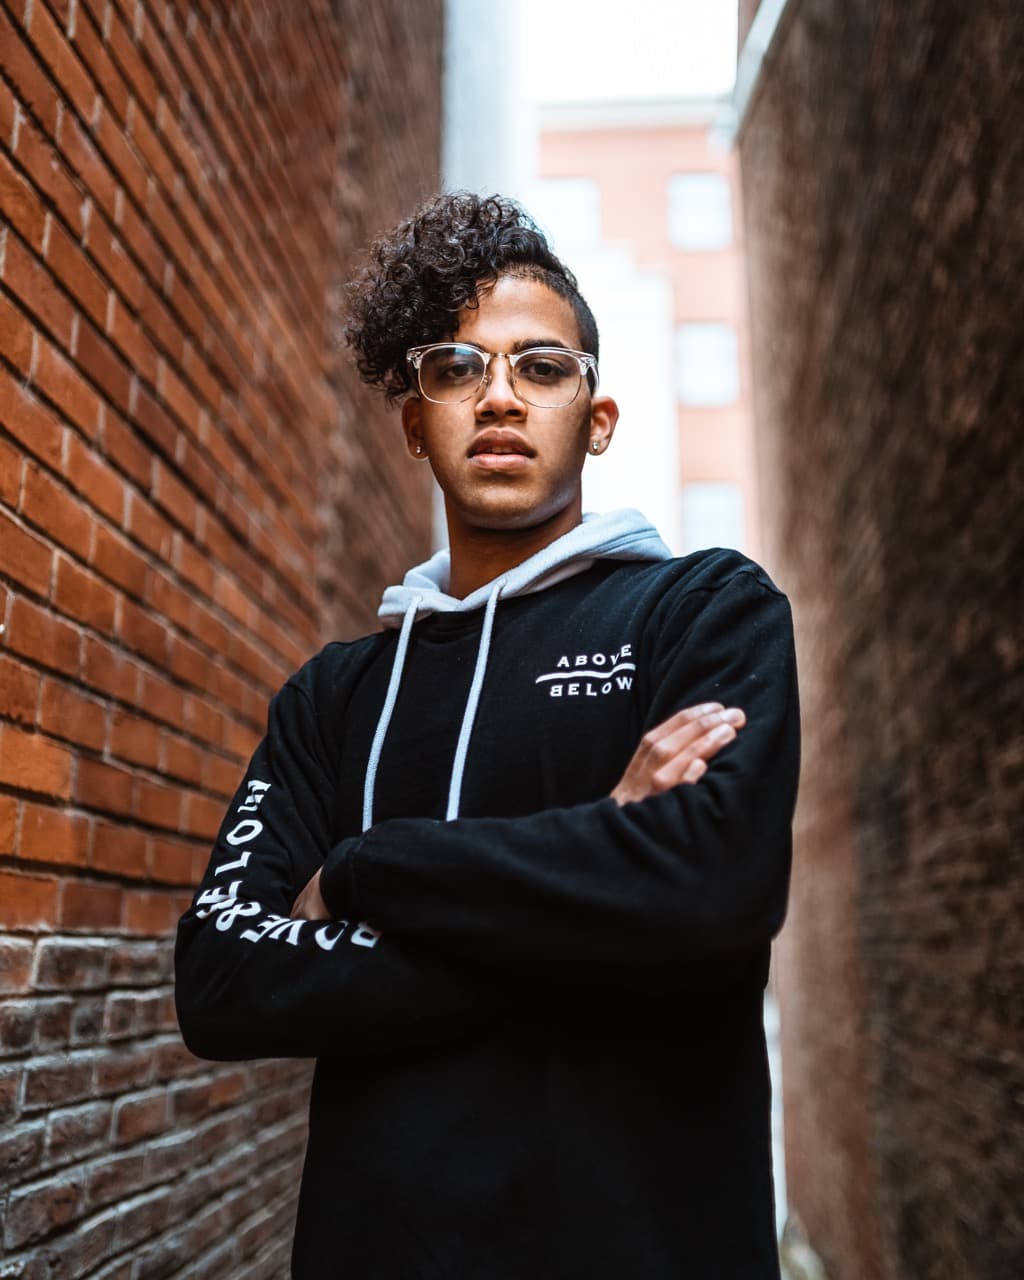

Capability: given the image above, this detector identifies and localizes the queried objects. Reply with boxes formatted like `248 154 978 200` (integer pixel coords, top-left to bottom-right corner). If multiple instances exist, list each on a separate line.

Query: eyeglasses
406 342 598 408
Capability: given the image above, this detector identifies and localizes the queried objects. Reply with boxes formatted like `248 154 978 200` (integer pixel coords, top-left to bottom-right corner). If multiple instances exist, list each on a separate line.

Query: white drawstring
362 595 421 832
446 580 502 820
361 581 504 831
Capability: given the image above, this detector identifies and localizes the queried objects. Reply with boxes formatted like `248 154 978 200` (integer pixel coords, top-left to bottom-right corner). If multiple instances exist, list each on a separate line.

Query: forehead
453 275 581 350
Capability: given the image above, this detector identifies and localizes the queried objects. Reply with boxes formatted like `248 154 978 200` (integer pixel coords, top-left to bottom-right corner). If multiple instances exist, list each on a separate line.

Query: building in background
528 96 758 560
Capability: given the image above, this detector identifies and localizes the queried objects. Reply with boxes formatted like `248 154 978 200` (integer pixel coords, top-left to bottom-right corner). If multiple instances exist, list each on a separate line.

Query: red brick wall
739 2 1024 1277
1 1 442 1274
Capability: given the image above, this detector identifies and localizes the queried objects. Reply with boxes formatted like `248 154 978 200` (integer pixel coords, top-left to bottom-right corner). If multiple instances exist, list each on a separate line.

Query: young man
175 192 800 1278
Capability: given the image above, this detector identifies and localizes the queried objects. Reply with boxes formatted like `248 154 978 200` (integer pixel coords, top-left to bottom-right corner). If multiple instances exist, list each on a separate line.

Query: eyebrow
509 337 574 353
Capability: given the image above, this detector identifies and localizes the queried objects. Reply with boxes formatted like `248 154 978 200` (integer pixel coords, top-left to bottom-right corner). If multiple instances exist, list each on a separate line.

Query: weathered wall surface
0 1 442 1275
739 2 1023 1277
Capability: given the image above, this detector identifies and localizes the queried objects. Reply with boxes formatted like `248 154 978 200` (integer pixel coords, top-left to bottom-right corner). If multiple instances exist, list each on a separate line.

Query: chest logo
534 644 635 698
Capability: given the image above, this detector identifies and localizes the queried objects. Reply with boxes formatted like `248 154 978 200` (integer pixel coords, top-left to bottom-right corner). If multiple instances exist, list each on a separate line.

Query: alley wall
0 2 442 1275
738 1 1023 1277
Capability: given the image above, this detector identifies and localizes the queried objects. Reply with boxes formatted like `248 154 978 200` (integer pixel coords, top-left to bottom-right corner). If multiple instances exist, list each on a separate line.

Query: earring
591 440 601 453
414 444 424 456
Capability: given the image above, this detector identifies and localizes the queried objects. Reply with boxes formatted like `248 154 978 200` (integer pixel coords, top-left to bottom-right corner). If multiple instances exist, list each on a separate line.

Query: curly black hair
343 192 599 402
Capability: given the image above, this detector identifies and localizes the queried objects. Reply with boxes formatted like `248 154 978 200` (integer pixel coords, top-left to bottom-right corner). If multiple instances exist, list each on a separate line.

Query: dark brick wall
0 1 442 1275
739 2 1024 1278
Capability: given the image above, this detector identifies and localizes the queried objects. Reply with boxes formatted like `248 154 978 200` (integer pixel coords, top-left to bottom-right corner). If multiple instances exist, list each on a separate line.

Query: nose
475 354 526 419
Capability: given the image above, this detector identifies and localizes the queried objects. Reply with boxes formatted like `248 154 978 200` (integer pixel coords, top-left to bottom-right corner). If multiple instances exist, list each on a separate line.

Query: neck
446 503 583 599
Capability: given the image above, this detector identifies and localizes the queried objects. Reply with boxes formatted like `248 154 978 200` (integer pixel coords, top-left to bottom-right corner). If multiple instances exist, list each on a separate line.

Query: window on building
529 177 601 249
676 323 739 406
667 172 732 250
681 482 745 552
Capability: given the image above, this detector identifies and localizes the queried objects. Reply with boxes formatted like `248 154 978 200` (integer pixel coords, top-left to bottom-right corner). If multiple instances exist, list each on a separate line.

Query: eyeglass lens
417 345 583 407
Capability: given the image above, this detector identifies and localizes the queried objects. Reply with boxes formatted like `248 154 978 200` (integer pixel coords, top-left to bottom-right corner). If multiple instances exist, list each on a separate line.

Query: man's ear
587 395 619 456
401 396 427 459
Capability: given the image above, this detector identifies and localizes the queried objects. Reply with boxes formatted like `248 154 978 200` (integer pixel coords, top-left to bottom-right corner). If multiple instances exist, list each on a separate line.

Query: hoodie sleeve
318 569 800 991
174 663 501 1061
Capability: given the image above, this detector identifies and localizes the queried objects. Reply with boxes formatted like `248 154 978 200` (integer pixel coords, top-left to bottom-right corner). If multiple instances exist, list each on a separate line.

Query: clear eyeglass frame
405 342 599 408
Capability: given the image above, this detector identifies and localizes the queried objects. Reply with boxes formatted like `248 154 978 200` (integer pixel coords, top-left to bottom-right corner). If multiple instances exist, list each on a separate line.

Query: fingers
645 707 747 794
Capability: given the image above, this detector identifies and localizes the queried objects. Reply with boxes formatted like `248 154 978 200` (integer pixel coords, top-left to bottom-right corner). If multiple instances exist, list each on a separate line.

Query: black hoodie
174 511 800 1279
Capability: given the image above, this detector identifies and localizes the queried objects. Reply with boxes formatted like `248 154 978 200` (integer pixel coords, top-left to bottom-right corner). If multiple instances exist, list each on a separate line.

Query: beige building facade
533 98 759 560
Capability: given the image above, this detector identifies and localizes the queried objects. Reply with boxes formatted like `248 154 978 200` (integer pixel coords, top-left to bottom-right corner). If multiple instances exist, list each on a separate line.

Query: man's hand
610 702 746 806
290 867 331 920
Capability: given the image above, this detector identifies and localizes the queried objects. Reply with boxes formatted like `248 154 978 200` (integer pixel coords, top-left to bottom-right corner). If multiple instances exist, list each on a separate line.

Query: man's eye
519 355 573 383
438 359 479 382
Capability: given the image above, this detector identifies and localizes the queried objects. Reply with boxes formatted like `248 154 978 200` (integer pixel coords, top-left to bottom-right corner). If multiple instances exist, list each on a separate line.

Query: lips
468 430 536 459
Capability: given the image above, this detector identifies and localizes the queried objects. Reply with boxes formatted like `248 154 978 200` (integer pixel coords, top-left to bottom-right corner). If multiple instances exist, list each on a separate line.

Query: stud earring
414 444 424 456
591 440 601 453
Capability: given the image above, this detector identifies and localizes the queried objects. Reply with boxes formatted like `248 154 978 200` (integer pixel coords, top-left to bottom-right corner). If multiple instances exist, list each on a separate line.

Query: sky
519 0 739 103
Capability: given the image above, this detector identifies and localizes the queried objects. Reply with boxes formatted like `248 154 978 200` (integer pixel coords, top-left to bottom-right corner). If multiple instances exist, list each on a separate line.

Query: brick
19 801 90 866
46 212 110 331
0 938 35 993
0 868 59 929
4 1169 87 1247
118 596 169 667
0 1062 22 1121
0 653 41 725
84 213 143 309
32 337 103 437
0 147 47 251
126 492 174 560
22 1208 119 1279
65 434 127 522
94 1043 154 1095
0 431 23 504
12 111 86 238
2 225 75 349
59 878 124 930
91 819 144 877
81 633 136 701
92 524 148 597
69 993 104 1045
105 1 160 117
161 734 201 785
36 995 74 1048
75 755 134 816
133 776 181 830
23 1052 94 1110
33 938 110 990
107 939 170 986
45 1099 112 1165
20 461 93 560
114 1088 170 1144
26 0 98 124
109 294 158 382
136 668 186 730
0 367 64 467
0 508 53 595
68 2 130 125
123 888 181 936
0 5 61 135
6 595 81 675
54 555 120 635
109 708 161 768
94 99 149 208
101 408 151 488
0 724 74 798
152 461 198 533
85 1152 147 1208
0 1119 45 1180
180 790 222 841
0 999 35 1053
38 679 108 751
75 318 134 414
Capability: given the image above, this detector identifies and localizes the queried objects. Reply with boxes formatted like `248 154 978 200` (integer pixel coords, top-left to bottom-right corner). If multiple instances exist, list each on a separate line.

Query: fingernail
722 709 744 724
712 724 735 742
